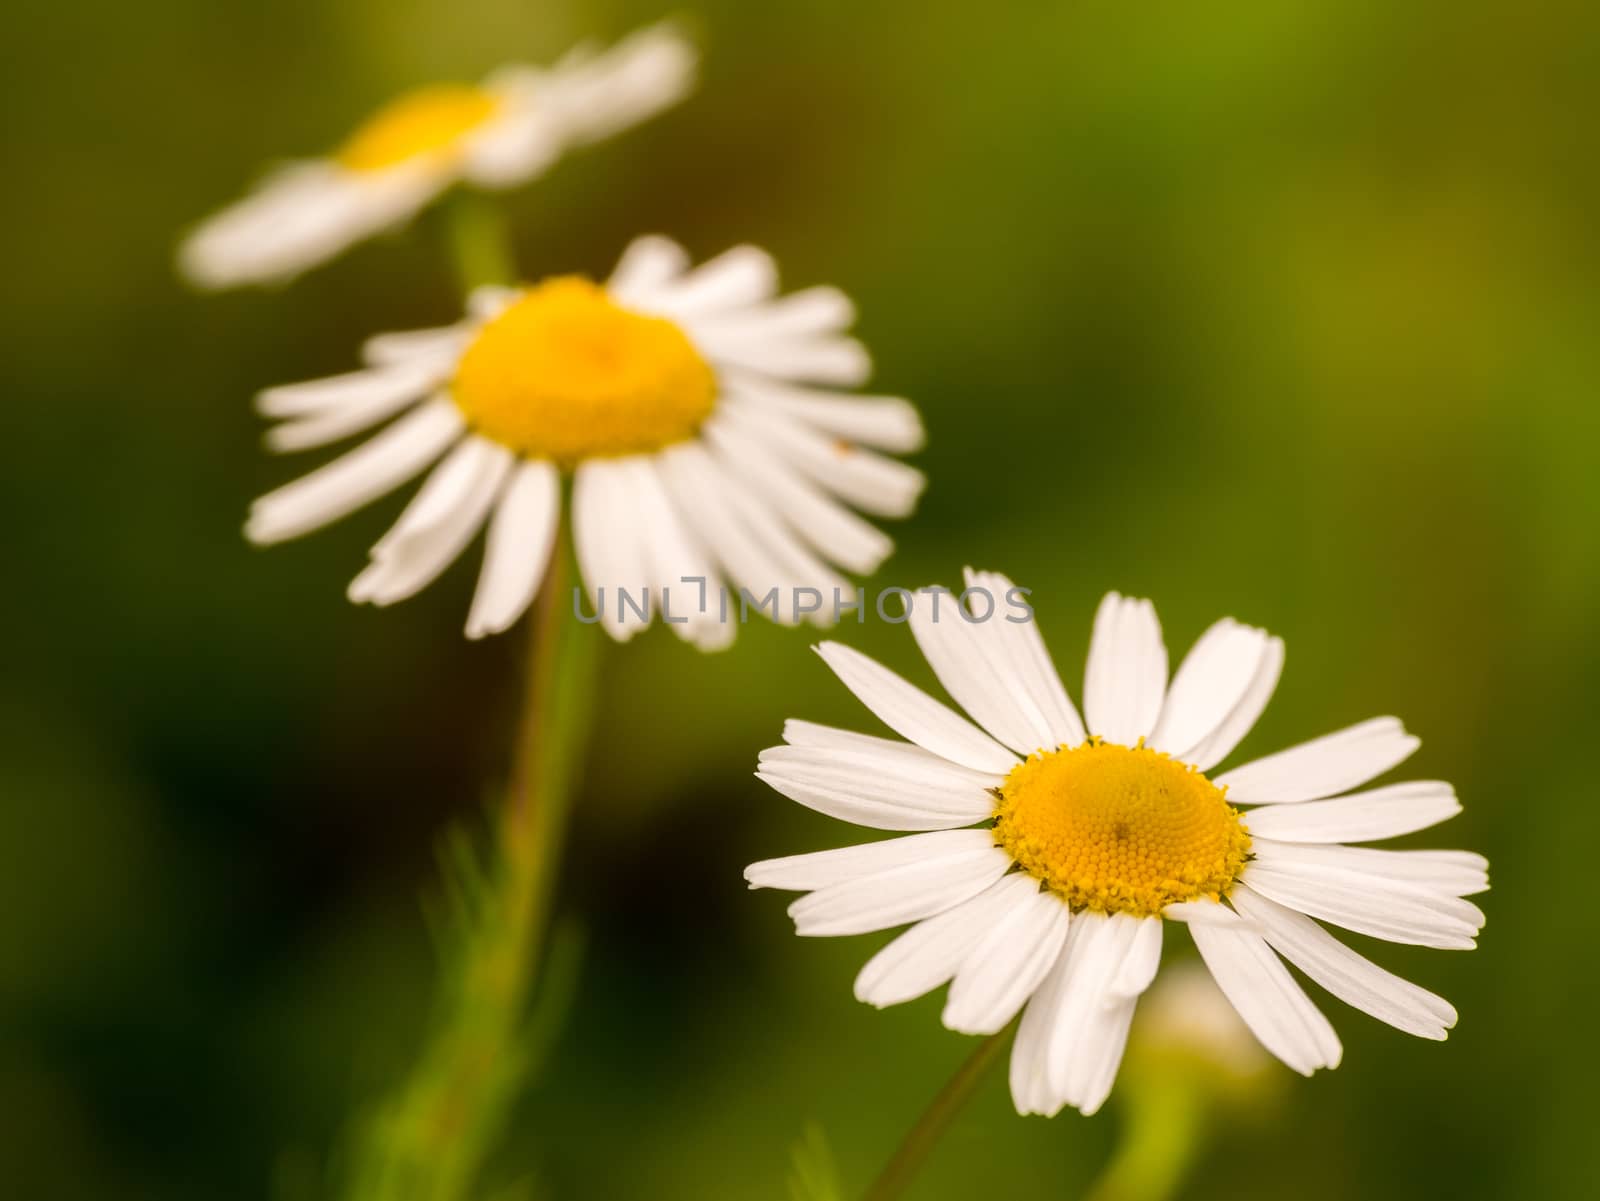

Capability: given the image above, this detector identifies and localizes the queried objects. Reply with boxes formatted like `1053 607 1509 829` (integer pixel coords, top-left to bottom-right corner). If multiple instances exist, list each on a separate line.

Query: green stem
1081 1077 1205 1201
342 532 599 1201
441 190 517 292
861 1022 1017 1201
501 528 598 991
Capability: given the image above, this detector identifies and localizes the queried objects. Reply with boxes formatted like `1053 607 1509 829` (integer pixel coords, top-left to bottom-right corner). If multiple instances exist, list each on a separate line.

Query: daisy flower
745 575 1486 1116
245 237 925 645
179 23 696 289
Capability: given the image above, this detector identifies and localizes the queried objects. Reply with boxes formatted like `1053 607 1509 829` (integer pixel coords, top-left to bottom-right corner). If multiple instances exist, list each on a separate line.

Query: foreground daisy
746 576 1485 1115
245 237 925 645
179 23 695 289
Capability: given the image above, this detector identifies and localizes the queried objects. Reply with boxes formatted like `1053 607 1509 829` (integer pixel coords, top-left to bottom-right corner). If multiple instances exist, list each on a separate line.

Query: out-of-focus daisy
179 23 695 289
245 237 924 645
1128 961 1272 1088
1085 965 1278 1201
746 576 1485 1115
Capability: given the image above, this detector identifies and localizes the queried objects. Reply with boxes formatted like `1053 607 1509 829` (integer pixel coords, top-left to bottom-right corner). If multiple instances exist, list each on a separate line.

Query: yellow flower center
451 277 717 463
336 84 501 172
993 740 1250 918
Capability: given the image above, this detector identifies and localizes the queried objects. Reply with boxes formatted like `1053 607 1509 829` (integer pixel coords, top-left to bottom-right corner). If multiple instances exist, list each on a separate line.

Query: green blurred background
3 0 1596 1197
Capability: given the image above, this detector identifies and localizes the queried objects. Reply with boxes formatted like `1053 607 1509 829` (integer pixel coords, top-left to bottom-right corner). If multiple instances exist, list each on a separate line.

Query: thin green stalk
1081 1077 1204 1201
342 533 599 1201
501 527 599 991
441 189 517 292
861 1022 1017 1201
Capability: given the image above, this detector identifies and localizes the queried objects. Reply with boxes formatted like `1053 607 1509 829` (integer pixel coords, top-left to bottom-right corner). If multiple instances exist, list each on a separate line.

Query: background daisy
747 576 1486 1116
177 23 695 289
246 236 925 644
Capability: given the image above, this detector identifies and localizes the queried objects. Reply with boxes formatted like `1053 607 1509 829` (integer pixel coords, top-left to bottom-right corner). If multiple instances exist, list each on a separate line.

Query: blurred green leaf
787 1123 843 1201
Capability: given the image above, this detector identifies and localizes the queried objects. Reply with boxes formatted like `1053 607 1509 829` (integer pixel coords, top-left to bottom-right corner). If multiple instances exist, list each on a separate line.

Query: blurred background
3 0 1596 1197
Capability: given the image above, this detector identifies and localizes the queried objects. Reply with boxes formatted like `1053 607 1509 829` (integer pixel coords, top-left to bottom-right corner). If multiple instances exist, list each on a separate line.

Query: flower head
245 237 925 644
179 24 696 289
745 577 1485 1116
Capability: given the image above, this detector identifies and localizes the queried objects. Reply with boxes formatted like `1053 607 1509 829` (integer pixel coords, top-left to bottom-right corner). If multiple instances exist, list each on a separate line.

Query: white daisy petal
1064 917 1160 1116
746 829 993 892
1242 781 1461 844
1069 1000 1139 1118
600 456 681 640
756 741 998 832
1008 936 1070 1115
366 433 494 554
1215 718 1420 804
725 402 926 519
246 399 463 545
943 877 1071 1035
349 437 512 605
908 586 1057 755
702 415 893 575
655 443 791 615
691 286 856 343
695 432 853 610
962 569 1086 747
762 737 1000 788
779 718 1004 783
460 107 563 187
854 874 1032 1009
1083 593 1167 745
1161 899 1255 927
256 357 445 420
786 841 1012 937
1038 911 1150 1116
1251 841 1489 896
657 441 837 624
699 332 872 387
1179 635 1285 771
1190 915 1343 1076
1111 915 1164 999
265 381 431 452
572 459 651 641
1148 618 1274 760
648 245 778 318
700 425 864 598
723 371 925 453
178 164 349 290
623 455 731 650
605 234 691 305
466 285 521 321
1241 859 1483 949
465 459 560 639
535 20 697 148
1230 884 1457 1039
361 324 474 368
182 163 446 290
813 642 1019 774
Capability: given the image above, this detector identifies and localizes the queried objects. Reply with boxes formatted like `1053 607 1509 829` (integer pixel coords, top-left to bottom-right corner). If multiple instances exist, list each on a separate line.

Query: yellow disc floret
451 277 717 463
337 84 501 172
993 740 1250 917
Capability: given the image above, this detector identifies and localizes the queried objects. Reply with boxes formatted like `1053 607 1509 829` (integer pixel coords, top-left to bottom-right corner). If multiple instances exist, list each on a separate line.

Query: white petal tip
243 515 283 546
